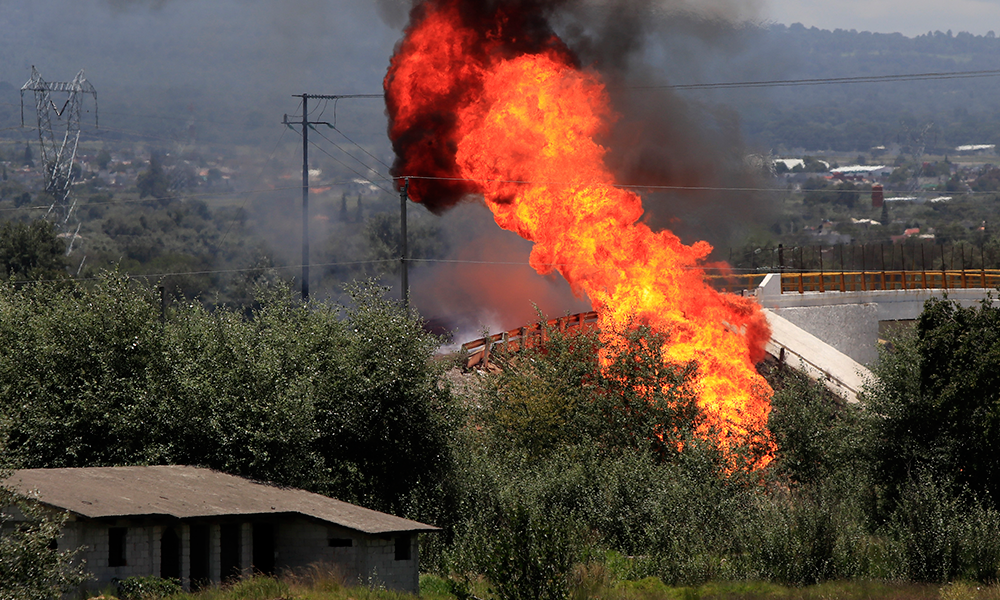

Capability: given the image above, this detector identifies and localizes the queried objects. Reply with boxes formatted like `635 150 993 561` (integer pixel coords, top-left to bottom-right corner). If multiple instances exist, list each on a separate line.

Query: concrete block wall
241 522 253 578
275 519 361 581
275 518 333 571
209 523 221 583
273 518 418 594
9 510 422 596
180 525 191 587
356 535 419 594
71 520 155 588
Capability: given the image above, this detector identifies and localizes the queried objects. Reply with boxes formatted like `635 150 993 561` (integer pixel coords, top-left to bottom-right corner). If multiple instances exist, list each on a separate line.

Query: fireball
385 0 774 466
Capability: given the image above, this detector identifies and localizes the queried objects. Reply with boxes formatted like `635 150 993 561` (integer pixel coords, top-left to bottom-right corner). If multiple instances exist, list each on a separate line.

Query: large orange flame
385 0 774 466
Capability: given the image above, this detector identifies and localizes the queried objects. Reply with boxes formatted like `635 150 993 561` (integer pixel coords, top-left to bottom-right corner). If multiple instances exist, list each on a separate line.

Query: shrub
113 575 182 600
0 480 90 600
863 297 1000 506
448 502 577 600
881 473 1000 582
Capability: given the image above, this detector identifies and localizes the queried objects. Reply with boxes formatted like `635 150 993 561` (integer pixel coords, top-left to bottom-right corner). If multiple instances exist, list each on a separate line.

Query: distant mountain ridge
736 24 1000 153
2 3 1000 155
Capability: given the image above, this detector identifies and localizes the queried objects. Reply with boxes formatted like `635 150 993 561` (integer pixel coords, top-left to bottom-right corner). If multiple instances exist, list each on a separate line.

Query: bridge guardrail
779 269 1000 293
461 311 599 369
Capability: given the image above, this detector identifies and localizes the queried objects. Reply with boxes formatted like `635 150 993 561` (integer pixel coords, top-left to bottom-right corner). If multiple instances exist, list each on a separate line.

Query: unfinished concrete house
6 466 438 594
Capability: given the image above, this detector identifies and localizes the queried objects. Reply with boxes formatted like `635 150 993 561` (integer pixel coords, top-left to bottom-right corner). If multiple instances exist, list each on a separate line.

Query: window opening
109 527 127 567
394 534 411 561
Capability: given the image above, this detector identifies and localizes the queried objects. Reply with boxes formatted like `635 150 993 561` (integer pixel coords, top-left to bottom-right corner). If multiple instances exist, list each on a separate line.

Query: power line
305 136 395 195
0 253 827 287
2 66 1000 136
310 126 389 182
636 68 1000 91
396 174 1000 197
1 258 400 286
0 173 992 210
331 125 392 170
0 187 299 213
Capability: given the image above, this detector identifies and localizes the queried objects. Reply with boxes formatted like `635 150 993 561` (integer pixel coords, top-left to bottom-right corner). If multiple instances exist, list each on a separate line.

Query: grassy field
86 572 1000 600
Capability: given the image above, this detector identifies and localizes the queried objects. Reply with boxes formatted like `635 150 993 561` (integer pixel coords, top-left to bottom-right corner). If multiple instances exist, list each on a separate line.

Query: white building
6 466 438 594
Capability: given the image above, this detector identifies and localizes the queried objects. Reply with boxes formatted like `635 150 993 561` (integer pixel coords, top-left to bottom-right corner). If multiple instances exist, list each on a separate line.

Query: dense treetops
0 274 456 517
4 273 1000 596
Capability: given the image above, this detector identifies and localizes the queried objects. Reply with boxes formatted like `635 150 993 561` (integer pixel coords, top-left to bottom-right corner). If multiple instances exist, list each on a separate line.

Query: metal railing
461 311 598 369
779 269 1000 293
708 274 770 294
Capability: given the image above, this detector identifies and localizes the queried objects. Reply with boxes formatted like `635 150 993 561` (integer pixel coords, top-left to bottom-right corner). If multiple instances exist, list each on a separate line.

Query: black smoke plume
383 0 773 248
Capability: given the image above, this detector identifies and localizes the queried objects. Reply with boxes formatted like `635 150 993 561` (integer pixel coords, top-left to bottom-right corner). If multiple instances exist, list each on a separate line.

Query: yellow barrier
779 270 1000 293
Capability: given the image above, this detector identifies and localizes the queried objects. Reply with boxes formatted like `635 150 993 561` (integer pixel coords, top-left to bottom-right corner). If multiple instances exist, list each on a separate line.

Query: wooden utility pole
400 177 409 310
284 92 384 301
284 95 330 301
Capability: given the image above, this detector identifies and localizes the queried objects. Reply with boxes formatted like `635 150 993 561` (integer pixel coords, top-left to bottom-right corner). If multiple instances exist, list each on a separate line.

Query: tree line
4 271 1000 598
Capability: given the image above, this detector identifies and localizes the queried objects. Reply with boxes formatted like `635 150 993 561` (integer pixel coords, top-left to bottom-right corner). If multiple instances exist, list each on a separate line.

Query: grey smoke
382 0 782 251
1 0 786 329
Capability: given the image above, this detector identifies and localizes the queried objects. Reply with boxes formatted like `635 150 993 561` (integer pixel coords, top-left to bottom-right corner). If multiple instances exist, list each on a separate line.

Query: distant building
774 158 806 171
5 466 438 594
830 165 893 181
955 144 996 154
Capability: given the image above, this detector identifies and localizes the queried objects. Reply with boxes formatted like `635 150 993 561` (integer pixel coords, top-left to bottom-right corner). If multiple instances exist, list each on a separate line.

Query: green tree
0 274 455 512
95 148 112 171
136 154 170 201
802 178 861 208
767 366 861 487
310 282 457 514
0 479 90 599
478 321 703 461
0 220 67 281
363 213 447 273
863 297 1000 506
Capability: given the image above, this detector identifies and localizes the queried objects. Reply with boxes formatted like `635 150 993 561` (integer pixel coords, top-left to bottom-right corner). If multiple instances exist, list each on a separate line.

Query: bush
767 364 862 487
448 502 577 600
0 479 90 600
113 575 182 599
477 321 703 462
863 297 1000 507
735 487 846 585
881 473 1000 582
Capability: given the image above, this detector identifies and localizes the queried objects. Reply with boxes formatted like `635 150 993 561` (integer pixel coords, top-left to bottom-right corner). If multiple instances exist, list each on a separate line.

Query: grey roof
8 466 438 535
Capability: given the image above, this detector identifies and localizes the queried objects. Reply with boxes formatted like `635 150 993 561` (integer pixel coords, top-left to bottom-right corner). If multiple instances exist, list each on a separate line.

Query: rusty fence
461 311 598 369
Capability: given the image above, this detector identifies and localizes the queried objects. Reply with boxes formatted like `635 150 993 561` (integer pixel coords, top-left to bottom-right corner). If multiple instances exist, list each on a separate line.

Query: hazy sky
764 0 1000 36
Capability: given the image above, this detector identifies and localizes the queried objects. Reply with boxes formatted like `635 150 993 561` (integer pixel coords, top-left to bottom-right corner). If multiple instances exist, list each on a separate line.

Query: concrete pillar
755 272 782 307
356 537 369 588
241 522 253 578
209 524 221 584
152 525 162 578
180 524 190 590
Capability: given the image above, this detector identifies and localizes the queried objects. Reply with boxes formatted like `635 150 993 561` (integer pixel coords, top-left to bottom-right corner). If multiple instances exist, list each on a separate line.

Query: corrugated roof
9 466 438 535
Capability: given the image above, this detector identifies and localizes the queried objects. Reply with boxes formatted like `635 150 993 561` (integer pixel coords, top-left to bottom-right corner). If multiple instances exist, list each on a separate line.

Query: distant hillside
735 25 1000 153
4 2 1000 160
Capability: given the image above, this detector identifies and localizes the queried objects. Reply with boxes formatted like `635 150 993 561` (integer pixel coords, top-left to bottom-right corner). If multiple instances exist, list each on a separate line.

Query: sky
763 0 1000 36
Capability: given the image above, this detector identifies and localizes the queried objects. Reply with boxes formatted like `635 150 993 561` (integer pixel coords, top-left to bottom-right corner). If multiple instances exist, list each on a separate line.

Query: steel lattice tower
20 66 98 226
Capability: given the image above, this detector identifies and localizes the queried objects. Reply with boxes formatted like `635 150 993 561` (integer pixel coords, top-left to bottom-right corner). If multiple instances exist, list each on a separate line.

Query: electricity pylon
20 66 98 226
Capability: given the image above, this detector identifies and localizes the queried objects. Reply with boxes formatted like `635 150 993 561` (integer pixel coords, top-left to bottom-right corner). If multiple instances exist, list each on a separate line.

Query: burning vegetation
384 0 773 464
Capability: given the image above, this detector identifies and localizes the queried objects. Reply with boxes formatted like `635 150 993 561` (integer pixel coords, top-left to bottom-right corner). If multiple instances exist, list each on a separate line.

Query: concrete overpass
753 271 1000 403
460 269 1000 404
